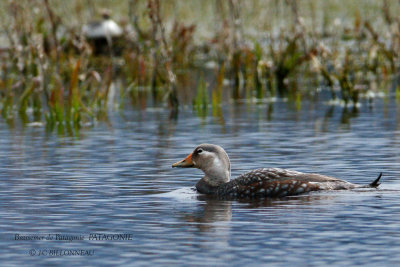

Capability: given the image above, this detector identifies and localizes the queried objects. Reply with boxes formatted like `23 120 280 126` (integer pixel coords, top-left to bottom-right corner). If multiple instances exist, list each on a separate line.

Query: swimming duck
172 144 382 198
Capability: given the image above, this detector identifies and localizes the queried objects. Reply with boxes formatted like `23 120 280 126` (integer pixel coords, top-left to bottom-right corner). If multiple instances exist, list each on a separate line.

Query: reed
193 74 209 118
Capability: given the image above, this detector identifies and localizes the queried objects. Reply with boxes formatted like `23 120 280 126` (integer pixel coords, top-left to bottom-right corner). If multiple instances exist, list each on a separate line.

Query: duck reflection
182 193 340 233
183 197 232 232
235 193 339 208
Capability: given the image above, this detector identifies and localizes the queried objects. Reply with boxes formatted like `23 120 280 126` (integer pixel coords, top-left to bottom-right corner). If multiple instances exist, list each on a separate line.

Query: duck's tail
369 173 383 188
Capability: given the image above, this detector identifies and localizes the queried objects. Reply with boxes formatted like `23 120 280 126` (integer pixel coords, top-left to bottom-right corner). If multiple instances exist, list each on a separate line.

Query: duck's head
172 144 231 186
101 9 111 20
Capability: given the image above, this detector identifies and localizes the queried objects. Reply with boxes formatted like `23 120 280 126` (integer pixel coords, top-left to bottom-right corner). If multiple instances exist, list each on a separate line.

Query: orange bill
172 153 194 168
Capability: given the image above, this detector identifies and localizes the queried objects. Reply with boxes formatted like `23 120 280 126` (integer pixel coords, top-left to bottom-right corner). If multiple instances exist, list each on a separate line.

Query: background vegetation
0 0 399 134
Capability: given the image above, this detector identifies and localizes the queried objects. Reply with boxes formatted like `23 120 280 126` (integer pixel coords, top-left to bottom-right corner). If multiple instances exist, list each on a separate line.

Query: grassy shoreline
0 0 399 134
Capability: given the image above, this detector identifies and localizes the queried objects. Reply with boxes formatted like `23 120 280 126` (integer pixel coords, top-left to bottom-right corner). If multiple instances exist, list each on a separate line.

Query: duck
172 144 382 198
83 10 123 40
82 10 123 55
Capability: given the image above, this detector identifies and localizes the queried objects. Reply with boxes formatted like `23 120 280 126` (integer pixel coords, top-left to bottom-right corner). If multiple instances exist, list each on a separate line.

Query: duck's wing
235 168 343 184
218 168 354 198
267 168 357 190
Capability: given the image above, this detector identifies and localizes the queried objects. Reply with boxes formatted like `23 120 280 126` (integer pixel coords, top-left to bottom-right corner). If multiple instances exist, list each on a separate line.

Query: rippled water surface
1 99 400 266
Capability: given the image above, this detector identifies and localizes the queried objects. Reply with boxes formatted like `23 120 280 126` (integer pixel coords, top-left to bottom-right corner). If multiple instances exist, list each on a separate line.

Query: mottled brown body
219 179 321 198
196 168 355 198
173 144 378 200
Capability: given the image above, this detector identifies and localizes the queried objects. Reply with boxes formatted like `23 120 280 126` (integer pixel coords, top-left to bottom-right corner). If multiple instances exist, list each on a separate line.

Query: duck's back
217 168 356 198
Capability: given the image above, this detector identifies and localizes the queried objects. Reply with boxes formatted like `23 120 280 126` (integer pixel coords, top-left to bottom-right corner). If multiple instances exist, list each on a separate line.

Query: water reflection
184 198 232 232
181 193 344 233
340 106 359 125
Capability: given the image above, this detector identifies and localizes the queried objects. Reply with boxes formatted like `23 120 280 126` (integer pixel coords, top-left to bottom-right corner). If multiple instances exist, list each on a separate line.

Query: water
1 98 400 266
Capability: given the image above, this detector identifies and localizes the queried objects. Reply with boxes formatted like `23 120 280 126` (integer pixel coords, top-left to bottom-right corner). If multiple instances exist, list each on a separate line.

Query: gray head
172 144 231 186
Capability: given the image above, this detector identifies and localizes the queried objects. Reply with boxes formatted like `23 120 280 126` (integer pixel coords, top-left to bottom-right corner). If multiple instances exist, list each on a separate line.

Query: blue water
1 98 400 266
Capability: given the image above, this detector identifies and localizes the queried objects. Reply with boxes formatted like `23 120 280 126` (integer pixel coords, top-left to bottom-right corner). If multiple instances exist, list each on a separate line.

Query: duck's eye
197 149 203 154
